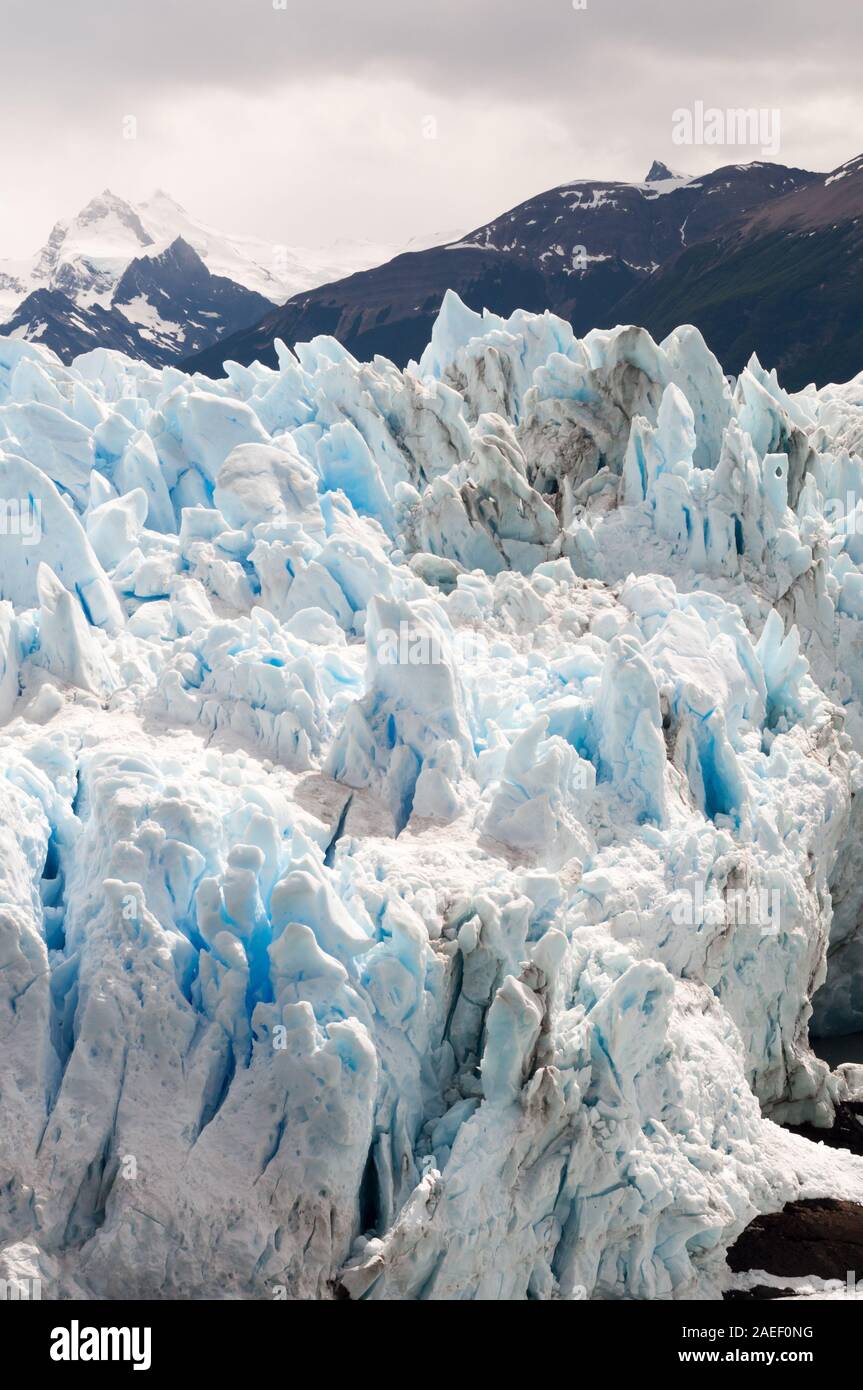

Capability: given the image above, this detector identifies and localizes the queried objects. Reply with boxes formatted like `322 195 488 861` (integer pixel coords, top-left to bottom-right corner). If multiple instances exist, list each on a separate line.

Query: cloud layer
1 0 860 256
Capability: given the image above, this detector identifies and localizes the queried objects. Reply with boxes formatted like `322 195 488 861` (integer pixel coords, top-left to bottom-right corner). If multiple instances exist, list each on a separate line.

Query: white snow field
2 291 863 1301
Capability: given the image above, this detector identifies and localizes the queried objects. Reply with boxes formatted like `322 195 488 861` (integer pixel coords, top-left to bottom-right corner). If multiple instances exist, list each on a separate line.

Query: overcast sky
1 0 860 257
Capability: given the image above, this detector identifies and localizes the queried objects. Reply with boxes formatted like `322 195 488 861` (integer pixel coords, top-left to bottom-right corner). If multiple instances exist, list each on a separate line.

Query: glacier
3 293 863 1300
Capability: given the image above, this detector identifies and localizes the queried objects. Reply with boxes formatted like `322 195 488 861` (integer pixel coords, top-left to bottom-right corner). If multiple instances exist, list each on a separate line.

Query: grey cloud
0 0 860 255
7 0 862 104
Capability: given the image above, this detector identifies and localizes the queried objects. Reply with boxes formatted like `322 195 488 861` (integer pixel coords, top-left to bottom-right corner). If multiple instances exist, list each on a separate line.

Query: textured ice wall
2 297 863 1300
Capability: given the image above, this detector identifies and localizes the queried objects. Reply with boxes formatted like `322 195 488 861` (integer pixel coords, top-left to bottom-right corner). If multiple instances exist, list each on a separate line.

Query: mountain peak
87 189 133 211
645 160 687 184
145 189 188 213
75 189 149 235
81 189 122 211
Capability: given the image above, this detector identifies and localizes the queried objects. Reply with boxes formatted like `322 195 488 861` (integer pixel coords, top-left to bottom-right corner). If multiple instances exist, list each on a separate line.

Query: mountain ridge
0 189 403 366
618 152 863 388
1 236 275 365
182 157 824 379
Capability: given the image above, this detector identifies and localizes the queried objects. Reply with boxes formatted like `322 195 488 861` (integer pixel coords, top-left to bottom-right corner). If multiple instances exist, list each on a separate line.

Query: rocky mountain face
2 237 274 364
183 159 819 378
618 153 863 389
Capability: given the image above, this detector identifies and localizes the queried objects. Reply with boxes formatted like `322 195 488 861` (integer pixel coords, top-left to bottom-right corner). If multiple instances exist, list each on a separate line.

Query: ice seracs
2 294 863 1301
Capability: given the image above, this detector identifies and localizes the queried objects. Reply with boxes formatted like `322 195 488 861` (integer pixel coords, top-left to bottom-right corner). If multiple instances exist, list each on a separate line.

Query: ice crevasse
3 292 863 1298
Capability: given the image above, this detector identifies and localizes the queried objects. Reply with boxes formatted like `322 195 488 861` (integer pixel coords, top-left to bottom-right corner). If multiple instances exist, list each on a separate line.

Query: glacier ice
2 297 863 1300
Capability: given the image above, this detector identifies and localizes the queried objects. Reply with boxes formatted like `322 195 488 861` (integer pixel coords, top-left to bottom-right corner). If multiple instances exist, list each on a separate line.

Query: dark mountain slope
191 245 554 372
184 160 817 377
617 154 863 389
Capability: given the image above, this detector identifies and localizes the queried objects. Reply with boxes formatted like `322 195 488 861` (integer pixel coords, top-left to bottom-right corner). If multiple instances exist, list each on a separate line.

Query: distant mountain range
0 190 403 366
5 157 862 390
185 156 861 387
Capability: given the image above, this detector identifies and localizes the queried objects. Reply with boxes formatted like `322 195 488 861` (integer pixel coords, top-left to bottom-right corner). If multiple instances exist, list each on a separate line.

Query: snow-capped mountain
0 189 400 366
3 296 863 1299
1 238 277 366
184 158 818 376
0 188 400 314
